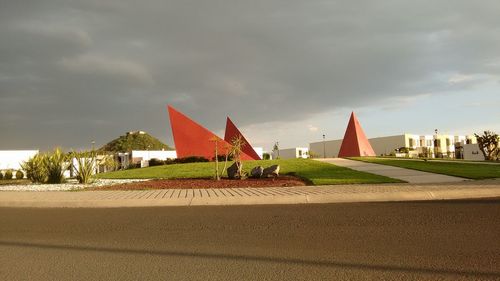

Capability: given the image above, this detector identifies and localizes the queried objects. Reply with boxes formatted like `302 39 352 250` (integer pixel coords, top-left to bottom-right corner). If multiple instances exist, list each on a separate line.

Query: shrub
212 155 234 162
15 170 24 179
174 156 209 164
5 170 13 180
0 171 3 180
21 153 48 183
44 148 69 184
148 158 165 166
73 150 95 184
126 162 141 169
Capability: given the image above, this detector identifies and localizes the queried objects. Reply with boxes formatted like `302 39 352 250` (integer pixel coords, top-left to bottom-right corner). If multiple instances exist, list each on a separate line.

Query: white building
118 150 177 168
273 147 309 159
253 147 264 160
462 143 483 161
309 139 343 158
0 150 39 171
310 134 477 159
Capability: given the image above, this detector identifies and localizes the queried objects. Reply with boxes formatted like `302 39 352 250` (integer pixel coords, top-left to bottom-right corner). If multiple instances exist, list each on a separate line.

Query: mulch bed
94 176 307 190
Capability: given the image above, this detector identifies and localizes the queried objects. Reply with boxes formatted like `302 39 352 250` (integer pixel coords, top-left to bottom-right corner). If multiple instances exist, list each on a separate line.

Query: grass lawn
349 157 500 179
98 158 402 185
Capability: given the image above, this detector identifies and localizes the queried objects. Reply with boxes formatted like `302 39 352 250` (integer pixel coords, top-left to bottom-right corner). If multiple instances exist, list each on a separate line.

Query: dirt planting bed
92 176 308 190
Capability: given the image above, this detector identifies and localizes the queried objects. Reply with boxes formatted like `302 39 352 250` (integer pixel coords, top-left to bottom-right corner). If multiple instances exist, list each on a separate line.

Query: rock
250 166 264 178
263 165 280 178
227 163 239 179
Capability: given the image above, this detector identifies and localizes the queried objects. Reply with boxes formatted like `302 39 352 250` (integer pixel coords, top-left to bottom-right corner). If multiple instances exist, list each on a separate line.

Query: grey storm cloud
1 0 499 149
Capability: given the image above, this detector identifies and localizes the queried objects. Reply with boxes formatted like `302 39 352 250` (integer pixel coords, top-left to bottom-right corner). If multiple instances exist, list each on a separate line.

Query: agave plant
44 148 69 184
73 150 96 184
21 153 48 183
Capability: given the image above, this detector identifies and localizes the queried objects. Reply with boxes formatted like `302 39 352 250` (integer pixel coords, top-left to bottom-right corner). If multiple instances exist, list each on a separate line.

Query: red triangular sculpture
167 105 252 160
224 117 261 160
338 112 376 157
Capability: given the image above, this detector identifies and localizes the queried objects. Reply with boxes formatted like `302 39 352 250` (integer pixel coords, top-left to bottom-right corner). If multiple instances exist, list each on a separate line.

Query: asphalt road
1 200 499 281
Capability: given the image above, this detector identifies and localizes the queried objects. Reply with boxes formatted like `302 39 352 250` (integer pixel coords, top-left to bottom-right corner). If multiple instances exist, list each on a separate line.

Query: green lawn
349 157 500 179
98 158 401 185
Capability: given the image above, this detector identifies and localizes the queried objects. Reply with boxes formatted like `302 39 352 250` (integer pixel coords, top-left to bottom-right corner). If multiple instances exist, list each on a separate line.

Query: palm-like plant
73 150 96 184
44 148 69 184
21 153 48 183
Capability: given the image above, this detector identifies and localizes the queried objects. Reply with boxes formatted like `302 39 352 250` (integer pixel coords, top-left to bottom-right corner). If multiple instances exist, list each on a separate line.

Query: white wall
131 150 177 161
463 144 484 161
309 139 343 158
253 147 264 159
0 150 39 171
274 148 309 159
369 135 406 156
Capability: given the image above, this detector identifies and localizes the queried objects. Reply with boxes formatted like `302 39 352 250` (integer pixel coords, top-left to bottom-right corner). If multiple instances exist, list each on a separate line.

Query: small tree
272 142 280 159
475 131 499 161
230 135 246 179
210 136 221 180
219 142 233 179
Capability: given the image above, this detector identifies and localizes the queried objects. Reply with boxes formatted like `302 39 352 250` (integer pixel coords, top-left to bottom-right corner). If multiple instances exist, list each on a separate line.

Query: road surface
1 200 499 280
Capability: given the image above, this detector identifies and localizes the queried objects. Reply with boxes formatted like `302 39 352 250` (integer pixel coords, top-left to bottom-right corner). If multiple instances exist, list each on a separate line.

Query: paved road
317 158 467 183
1 200 499 280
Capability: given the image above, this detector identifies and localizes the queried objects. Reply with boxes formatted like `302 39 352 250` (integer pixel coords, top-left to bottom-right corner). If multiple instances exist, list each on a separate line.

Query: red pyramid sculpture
224 117 261 160
167 105 252 160
338 112 376 157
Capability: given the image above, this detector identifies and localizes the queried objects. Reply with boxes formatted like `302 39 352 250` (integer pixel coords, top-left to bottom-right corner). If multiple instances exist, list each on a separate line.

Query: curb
1 187 499 208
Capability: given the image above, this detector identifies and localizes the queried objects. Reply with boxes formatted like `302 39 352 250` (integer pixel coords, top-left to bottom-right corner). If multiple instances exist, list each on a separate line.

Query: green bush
73 150 95 184
4 170 13 180
165 156 209 165
21 153 48 183
148 158 165 166
0 171 3 180
45 148 69 184
15 170 24 179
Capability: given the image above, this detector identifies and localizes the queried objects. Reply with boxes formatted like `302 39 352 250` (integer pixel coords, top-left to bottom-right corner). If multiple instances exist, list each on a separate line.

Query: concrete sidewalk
316 158 466 184
0 180 499 208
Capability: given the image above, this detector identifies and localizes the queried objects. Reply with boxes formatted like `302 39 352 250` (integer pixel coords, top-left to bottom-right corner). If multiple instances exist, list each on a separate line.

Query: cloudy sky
1 0 499 151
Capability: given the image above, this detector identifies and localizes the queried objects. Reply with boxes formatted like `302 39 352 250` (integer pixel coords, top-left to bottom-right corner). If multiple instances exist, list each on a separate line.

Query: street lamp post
322 134 326 158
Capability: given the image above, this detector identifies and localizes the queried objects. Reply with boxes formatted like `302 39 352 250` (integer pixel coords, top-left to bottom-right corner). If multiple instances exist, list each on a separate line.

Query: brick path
1 180 499 208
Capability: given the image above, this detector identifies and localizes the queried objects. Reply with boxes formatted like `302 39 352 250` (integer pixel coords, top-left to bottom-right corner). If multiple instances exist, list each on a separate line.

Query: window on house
298 150 302 156
409 138 414 147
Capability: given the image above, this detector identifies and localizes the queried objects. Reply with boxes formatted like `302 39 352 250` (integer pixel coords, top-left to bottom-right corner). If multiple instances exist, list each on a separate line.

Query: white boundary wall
0 150 39 171
131 150 177 161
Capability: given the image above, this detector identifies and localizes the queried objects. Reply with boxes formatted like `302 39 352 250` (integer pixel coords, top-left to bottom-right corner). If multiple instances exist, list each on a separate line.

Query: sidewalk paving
316 158 466 184
1 180 499 208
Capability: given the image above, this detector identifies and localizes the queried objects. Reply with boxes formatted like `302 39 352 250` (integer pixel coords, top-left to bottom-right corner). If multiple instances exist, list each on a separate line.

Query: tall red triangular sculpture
167 105 252 160
338 112 376 157
224 117 261 160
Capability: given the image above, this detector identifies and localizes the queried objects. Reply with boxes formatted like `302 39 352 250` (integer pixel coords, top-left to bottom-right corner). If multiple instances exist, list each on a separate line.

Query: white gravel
0 179 149 191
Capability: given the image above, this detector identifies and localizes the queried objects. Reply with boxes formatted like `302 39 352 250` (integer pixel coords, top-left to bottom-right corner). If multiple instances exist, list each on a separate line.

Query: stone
250 166 264 178
227 163 238 179
263 165 280 178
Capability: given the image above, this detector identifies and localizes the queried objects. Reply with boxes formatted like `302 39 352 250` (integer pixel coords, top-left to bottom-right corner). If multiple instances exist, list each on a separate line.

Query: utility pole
322 134 326 158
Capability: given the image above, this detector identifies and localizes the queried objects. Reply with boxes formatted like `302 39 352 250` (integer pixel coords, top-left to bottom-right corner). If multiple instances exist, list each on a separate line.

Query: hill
99 131 173 152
